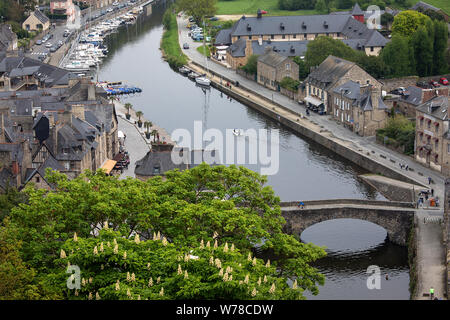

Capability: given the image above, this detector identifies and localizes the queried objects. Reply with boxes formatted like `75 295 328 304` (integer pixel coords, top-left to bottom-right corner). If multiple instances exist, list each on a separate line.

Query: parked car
50 46 57 52
45 42 52 48
439 77 449 85
416 81 432 89
389 87 406 95
183 43 189 49
36 40 42 45
107 8 113 12
430 80 440 87
209 16 218 21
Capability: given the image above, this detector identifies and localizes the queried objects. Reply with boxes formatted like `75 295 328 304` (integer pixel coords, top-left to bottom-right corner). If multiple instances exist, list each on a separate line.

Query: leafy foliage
161 9 188 69
176 0 217 24
54 229 306 300
280 77 300 92
376 115 415 155
392 10 431 37
7 165 326 299
240 54 259 75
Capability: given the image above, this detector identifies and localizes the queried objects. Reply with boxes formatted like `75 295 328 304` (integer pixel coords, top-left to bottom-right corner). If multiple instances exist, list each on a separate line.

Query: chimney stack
71 104 85 121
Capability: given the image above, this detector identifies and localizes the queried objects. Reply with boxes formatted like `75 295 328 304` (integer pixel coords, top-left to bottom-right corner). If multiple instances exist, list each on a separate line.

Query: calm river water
96 0 410 299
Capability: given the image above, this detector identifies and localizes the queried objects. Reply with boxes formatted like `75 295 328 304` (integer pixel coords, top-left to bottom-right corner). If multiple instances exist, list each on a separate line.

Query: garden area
161 9 188 69
376 114 416 155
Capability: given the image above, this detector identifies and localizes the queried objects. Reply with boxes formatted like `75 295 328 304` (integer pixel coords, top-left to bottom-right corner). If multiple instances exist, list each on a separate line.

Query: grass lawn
197 45 211 57
215 0 319 16
412 0 450 14
161 12 188 68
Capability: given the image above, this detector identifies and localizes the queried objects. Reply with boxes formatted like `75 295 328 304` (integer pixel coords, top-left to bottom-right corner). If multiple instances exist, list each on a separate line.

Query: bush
161 9 188 69
239 54 258 75
280 77 300 92
376 115 415 155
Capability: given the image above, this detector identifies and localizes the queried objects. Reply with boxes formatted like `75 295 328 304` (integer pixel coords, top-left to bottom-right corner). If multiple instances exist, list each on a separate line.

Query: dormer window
247 24 251 31
301 22 306 29
280 23 285 30
153 166 160 175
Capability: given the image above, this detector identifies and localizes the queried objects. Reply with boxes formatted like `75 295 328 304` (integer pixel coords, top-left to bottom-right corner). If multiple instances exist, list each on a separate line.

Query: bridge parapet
280 199 416 209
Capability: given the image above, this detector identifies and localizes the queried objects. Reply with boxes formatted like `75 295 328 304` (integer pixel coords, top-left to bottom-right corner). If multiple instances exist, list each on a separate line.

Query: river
96 0 410 300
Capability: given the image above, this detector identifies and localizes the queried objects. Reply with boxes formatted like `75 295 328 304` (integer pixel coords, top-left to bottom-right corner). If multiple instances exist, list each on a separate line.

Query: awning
217 50 227 55
304 96 323 107
216 46 229 50
101 160 117 174
118 130 125 138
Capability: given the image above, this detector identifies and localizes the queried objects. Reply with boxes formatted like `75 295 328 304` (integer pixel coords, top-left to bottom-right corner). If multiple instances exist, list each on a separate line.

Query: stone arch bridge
280 199 416 246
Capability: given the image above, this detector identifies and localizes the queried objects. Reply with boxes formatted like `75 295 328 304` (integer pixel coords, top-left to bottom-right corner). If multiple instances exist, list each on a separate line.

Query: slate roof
228 38 247 57
24 154 64 186
258 49 290 67
333 80 388 111
417 96 449 120
399 86 423 106
253 40 308 56
351 3 364 15
215 28 232 45
411 1 441 12
135 149 188 177
0 55 73 87
0 167 14 191
224 9 388 53
0 24 17 51
135 148 220 177
32 10 50 24
305 55 355 90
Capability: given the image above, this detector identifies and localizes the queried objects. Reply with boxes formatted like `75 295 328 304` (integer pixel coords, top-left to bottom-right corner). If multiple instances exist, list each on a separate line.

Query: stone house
0 78 119 191
331 81 388 136
257 48 299 91
219 3 388 69
411 1 449 21
50 0 76 22
415 96 450 174
391 86 449 118
22 10 50 32
302 55 380 114
135 145 220 181
0 51 74 91
0 24 18 52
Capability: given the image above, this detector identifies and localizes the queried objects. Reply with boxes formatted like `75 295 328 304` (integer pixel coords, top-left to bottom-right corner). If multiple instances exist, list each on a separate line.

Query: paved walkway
178 16 445 201
415 209 446 300
177 16 448 299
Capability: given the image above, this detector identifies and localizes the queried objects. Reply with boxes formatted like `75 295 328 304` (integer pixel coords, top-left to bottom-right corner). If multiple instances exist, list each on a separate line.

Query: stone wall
192 60 427 187
282 206 414 245
280 198 415 208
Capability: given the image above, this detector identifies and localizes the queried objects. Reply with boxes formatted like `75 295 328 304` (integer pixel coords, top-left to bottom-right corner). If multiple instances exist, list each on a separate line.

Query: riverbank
160 10 187 69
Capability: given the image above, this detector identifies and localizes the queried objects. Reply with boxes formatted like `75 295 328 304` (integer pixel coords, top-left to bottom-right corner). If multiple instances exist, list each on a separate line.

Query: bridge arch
281 204 414 246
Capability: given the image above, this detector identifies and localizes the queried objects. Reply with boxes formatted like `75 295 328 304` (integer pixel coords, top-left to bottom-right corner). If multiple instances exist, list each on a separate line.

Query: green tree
0 185 27 223
356 54 386 79
176 0 217 24
411 26 433 77
391 10 431 37
293 57 310 80
432 20 448 75
304 36 357 69
315 0 327 13
380 35 415 77
10 166 326 298
380 12 394 28
0 219 55 300
50 229 306 300
240 54 259 75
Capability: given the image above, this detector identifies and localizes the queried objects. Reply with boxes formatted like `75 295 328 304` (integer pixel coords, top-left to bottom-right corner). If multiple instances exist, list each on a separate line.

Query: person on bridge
297 201 305 209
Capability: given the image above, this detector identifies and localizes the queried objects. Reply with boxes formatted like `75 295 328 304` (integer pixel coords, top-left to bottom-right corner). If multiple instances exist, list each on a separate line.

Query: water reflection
96 1 409 300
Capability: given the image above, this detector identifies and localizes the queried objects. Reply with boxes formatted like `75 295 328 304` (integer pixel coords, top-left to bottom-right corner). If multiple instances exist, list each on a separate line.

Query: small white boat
188 71 199 79
195 76 211 87
179 66 190 75
232 129 241 136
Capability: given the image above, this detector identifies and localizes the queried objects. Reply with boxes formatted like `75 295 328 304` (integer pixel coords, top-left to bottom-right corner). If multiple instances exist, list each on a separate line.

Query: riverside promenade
114 98 174 178
176 16 447 299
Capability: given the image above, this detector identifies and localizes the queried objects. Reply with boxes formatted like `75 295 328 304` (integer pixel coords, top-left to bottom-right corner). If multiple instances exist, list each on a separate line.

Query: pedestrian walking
405 164 408 170
429 287 434 300
428 176 432 184
431 188 434 196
